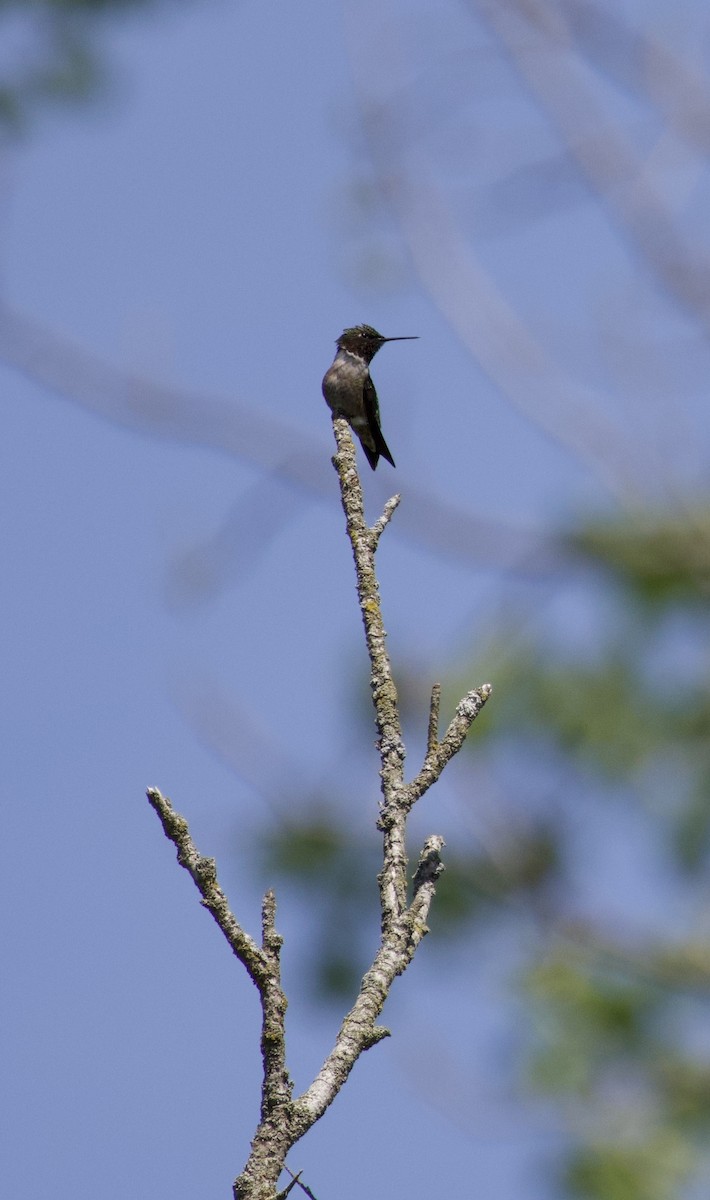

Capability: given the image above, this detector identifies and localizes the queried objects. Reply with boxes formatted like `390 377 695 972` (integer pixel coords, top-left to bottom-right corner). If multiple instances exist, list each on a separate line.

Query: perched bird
322 324 417 470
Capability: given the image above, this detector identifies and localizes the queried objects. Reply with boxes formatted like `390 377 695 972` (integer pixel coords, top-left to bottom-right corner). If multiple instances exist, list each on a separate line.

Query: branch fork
145 416 490 1199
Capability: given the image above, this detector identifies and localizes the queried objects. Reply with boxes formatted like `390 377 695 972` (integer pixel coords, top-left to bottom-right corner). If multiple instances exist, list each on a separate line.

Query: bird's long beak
382 336 419 342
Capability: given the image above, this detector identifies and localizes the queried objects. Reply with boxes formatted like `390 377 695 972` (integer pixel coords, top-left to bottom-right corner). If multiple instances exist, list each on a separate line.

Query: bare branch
412 834 446 900
276 1173 302 1200
409 685 493 805
147 418 491 1198
288 417 491 1138
292 828 442 1132
370 493 401 546
146 788 294 1200
146 787 268 987
426 682 441 756
280 1167 320 1200
331 416 409 933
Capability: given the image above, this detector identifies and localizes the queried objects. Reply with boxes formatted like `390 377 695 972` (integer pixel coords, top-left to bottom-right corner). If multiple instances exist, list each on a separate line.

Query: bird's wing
363 375 395 468
363 373 381 430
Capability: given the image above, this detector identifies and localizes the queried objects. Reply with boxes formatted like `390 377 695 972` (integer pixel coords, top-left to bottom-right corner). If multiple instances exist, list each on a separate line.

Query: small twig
427 682 441 754
412 834 446 898
370 494 401 546
276 1170 302 1199
281 1166 320 1200
146 787 267 985
409 684 492 805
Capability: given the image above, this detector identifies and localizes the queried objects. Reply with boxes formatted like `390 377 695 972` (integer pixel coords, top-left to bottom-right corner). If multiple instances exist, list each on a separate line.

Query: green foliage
526 955 657 1095
484 634 710 865
261 812 380 999
563 1132 693 1200
568 511 710 608
435 827 558 923
496 652 666 777
525 951 710 1199
504 507 710 1194
474 513 710 874
655 1056 710 1133
0 0 171 132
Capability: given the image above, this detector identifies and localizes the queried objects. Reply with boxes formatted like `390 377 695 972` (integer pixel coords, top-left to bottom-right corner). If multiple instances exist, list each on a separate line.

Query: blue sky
3 1 710 1197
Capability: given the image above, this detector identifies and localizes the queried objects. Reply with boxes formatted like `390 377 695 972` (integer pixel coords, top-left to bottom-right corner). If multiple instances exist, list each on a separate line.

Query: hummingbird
322 324 418 470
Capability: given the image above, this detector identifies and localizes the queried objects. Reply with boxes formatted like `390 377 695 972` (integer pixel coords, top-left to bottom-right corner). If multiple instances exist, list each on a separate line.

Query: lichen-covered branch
331 419 410 930
427 682 442 756
408 683 492 805
146 788 293 1200
290 418 490 1127
145 419 490 1200
331 419 407 797
330 415 490 932
146 787 268 987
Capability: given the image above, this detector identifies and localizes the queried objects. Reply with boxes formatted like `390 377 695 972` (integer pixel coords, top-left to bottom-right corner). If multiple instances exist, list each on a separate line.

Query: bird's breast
322 353 367 420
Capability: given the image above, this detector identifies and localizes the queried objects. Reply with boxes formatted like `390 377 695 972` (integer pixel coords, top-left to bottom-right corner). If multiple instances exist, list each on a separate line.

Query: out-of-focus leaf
0 84 23 129
512 659 663 776
437 827 558 924
261 813 379 1000
564 1132 692 1200
566 512 710 605
263 816 349 880
0 0 187 131
673 777 710 870
654 1057 710 1132
525 957 657 1094
33 37 98 101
